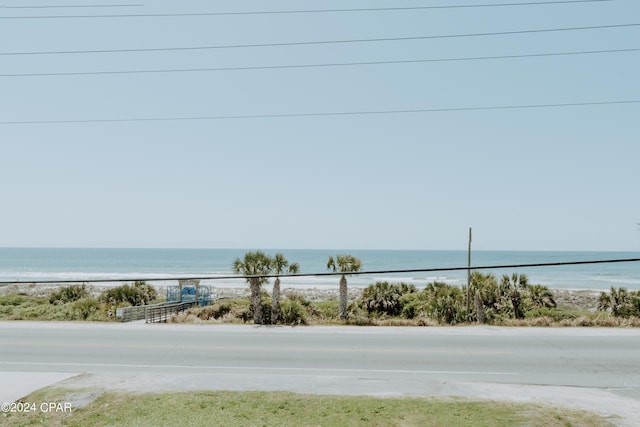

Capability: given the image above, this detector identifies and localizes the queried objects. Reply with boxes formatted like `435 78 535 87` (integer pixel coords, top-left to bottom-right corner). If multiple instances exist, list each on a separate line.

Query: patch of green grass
0 294 49 319
525 306 593 321
2 389 613 427
0 294 34 307
307 300 339 323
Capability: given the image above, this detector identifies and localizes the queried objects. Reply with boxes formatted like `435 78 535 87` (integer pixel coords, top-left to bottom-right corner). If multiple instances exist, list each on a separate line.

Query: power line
1 100 638 126
0 0 614 19
2 23 638 56
2 47 638 78
0 4 143 8
2 256 638 285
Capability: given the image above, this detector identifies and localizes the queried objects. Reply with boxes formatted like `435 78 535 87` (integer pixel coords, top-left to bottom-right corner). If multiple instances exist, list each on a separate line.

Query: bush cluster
73 298 100 320
49 284 90 305
0 281 161 321
100 281 157 306
598 287 640 317
358 274 557 325
279 299 308 325
467 272 556 323
189 276 561 326
0 291 108 321
196 303 232 320
8 278 640 327
180 291 309 325
361 282 416 316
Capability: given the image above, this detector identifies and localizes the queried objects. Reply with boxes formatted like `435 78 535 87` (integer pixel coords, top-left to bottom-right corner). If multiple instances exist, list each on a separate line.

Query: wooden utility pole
466 227 472 313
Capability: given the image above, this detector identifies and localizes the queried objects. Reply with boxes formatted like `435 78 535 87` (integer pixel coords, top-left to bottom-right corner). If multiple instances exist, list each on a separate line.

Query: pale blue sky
1 0 639 250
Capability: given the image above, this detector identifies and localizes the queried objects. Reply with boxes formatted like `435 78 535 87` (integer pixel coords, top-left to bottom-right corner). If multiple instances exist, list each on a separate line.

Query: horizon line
2 256 638 285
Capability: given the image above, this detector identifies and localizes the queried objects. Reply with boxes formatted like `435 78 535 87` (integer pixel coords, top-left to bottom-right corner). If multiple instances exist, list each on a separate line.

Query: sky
1 0 639 251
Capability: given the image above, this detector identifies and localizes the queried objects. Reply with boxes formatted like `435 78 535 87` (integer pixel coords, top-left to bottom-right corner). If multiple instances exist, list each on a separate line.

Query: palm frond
273 253 289 274
326 256 336 272
288 262 300 274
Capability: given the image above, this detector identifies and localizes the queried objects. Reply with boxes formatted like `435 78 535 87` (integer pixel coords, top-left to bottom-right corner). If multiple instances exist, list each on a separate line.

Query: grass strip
1 388 613 427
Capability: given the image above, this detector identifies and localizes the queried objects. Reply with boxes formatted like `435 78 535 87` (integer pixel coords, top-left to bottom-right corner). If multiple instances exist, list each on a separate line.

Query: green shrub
188 298 252 323
283 291 311 307
467 271 557 323
188 303 233 321
208 298 254 323
73 298 100 320
100 281 157 306
258 292 273 324
201 303 232 320
50 284 90 305
308 300 339 321
399 283 467 324
361 282 416 316
400 292 427 319
526 284 557 309
598 287 640 317
422 282 466 325
279 300 307 325
466 271 500 322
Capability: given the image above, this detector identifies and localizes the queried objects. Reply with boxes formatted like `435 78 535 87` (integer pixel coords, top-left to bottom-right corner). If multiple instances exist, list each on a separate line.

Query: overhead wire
1 100 638 125
1 256 638 285
0 0 615 19
0 4 143 8
1 4 633 129
2 23 638 56
1 47 638 78
0 4 632 273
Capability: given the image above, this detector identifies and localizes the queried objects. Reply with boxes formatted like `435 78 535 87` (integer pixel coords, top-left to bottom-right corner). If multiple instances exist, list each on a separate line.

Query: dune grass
1 388 613 427
0 294 110 321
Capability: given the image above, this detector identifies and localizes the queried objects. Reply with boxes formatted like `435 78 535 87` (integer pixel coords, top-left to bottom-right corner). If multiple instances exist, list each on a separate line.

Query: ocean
0 248 639 291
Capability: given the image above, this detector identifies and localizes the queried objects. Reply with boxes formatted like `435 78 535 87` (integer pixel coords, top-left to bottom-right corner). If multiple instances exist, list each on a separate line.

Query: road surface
1 322 639 424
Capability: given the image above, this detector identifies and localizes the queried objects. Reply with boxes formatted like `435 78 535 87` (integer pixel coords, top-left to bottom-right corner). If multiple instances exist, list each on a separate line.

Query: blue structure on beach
166 280 213 306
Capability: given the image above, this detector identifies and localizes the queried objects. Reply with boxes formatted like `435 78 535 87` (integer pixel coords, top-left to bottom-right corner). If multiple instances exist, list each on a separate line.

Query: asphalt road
1 322 640 423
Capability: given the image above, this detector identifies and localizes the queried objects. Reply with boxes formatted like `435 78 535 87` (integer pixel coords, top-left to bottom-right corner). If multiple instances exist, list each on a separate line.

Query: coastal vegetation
326 254 362 320
1 282 640 327
49 284 90 305
172 282 640 327
0 282 160 321
232 251 273 324
100 281 157 307
1 255 639 326
598 287 640 317
271 253 300 325
231 251 300 325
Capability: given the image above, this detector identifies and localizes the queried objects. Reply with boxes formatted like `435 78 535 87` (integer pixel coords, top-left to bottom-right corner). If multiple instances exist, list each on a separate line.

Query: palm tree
271 253 300 325
327 254 362 320
500 273 529 319
232 251 273 324
469 271 498 323
527 284 556 309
